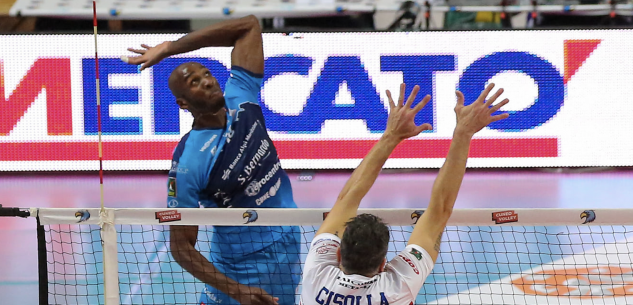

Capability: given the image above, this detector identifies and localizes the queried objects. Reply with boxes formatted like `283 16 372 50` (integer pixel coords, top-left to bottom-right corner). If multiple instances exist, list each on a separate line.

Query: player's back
301 234 435 305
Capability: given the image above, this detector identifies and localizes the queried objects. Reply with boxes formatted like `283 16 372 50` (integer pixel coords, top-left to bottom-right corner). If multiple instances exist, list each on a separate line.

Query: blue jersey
167 66 297 260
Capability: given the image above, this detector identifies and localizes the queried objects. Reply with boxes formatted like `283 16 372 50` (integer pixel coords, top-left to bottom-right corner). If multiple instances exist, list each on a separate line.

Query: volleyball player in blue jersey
124 15 298 305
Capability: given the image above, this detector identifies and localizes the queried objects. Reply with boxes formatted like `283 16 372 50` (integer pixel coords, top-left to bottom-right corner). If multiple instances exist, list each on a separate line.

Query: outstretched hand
385 83 433 141
454 83 510 136
121 41 172 71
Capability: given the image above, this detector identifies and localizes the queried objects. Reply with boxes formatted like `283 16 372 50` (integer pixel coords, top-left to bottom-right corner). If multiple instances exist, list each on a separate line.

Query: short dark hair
340 213 390 275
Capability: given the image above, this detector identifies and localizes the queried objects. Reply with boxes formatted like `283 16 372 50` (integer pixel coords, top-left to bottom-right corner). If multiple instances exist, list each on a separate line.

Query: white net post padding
34 208 633 305
99 209 120 305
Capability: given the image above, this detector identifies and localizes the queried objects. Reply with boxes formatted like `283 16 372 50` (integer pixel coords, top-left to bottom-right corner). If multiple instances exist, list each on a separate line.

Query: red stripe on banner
0 138 557 161
275 138 558 159
0 142 177 161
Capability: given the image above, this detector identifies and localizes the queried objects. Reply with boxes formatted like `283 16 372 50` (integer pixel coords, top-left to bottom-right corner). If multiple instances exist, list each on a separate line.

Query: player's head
338 213 390 277
169 62 225 115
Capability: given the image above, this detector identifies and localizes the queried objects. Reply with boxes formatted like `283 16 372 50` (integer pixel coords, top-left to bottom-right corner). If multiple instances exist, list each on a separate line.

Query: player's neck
192 108 227 129
340 264 379 278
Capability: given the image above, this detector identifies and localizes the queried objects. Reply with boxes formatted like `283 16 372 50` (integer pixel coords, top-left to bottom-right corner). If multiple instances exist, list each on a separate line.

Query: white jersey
300 233 435 305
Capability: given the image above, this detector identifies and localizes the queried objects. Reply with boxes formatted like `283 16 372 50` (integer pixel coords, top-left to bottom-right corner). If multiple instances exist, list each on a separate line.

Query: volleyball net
4 206 633 305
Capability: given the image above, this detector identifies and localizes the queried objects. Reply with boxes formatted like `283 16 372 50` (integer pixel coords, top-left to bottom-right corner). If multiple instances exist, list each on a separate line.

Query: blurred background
3 0 633 33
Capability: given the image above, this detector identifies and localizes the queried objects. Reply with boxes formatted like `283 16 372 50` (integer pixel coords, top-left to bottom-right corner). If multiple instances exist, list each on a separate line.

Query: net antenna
92 1 104 212
93 2 120 304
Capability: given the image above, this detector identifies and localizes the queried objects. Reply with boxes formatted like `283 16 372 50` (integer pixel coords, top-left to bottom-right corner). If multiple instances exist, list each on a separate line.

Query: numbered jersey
300 234 435 305
167 66 297 258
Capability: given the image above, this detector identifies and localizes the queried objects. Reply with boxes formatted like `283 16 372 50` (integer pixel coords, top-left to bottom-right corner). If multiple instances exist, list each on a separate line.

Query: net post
99 208 120 305
36 213 49 305
0 204 31 218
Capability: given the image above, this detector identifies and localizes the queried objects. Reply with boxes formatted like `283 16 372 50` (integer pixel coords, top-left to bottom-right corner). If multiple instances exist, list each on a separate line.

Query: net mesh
41 212 633 305
46 225 104 305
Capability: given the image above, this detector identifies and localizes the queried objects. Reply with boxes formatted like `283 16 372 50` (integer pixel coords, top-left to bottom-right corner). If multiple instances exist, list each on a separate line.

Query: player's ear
379 258 386 272
336 247 342 263
176 98 189 110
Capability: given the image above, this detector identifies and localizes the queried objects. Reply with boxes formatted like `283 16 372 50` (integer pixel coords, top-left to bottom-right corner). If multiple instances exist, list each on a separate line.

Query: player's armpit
387 245 435 299
231 15 264 75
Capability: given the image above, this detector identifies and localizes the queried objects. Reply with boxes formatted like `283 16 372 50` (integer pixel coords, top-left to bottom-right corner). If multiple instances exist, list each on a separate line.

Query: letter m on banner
0 58 72 135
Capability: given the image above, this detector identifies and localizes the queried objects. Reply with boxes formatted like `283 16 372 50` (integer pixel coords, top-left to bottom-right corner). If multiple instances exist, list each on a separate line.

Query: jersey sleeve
387 244 435 297
167 172 200 208
167 135 201 209
223 66 264 111
303 233 341 274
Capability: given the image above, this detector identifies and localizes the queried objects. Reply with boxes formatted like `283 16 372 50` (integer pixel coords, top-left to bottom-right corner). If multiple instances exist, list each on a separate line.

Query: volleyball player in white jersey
300 83 510 305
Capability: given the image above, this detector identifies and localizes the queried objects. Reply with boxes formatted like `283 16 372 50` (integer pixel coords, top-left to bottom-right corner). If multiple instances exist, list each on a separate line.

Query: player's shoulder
172 132 191 161
387 244 433 273
224 66 264 101
311 233 341 248
176 129 224 161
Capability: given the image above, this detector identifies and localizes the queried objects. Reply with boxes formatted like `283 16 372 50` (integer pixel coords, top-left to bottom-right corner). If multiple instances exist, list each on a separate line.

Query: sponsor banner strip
275 138 558 159
0 138 558 161
37 208 610 226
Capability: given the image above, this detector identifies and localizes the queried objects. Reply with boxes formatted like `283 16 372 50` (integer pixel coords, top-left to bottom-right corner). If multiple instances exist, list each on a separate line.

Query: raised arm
316 84 432 237
170 226 278 305
124 15 264 74
408 83 510 262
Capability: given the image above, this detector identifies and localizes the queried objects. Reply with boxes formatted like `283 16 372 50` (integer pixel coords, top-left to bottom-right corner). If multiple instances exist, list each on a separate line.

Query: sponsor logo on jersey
411 210 424 224
213 189 232 207
245 180 261 197
200 134 218 152
243 210 258 224
203 287 222 303
580 210 596 224
170 161 189 175
169 161 178 173
222 169 231 180
255 178 281 205
243 139 271 178
492 210 518 224
409 248 423 261
398 254 419 275
75 210 90 223
226 122 259 180
168 199 179 208
168 177 176 197
155 210 181 223
242 161 282 193
316 245 329 254
225 128 234 144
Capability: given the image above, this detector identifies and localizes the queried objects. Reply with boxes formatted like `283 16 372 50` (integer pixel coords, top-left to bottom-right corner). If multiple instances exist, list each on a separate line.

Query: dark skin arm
170 225 278 305
124 15 264 74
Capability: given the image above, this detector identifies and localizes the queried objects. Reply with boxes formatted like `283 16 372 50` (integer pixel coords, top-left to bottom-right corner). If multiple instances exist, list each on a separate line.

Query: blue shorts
200 227 301 305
